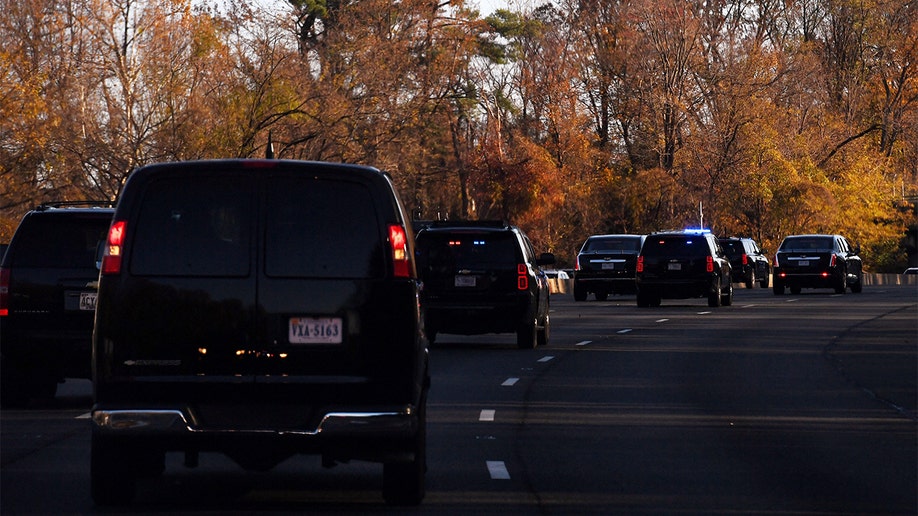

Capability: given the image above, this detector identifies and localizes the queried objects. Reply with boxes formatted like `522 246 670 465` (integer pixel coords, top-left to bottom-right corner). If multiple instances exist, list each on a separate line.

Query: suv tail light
742 254 748 265
830 253 837 267
636 256 644 273
774 253 780 267
0 267 9 317
706 256 714 273
388 224 410 278
517 264 528 290
575 255 581 271
101 221 126 275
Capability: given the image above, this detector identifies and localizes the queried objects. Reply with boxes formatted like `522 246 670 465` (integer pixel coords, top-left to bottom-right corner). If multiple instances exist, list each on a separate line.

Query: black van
91 160 429 505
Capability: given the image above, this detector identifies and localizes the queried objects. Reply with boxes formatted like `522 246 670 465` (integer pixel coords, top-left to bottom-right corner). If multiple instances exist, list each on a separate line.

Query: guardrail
548 274 917 295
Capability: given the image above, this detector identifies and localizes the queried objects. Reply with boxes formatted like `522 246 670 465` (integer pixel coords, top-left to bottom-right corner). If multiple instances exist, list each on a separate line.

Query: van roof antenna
266 131 275 159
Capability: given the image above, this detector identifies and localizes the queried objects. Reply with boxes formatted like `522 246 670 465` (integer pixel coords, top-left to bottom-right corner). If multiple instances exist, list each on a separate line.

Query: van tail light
636 256 644 273
706 256 714 273
101 220 126 275
517 264 528 290
0 267 9 317
388 224 410 278
830 253 837 267
742 254 748 265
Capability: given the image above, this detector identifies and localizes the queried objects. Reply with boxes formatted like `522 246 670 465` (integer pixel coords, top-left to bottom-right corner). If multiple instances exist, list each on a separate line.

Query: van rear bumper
91 406 418 437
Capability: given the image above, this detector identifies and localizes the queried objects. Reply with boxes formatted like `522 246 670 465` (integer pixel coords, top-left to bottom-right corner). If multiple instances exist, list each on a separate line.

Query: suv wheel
594 291 608 301
517 318 537 349
537 312 550 346
745 270 756 289
708 278 722 307
383 395 426 506
0 360 57 408
834 269 847 294
721 281 733 306
759 273 769 289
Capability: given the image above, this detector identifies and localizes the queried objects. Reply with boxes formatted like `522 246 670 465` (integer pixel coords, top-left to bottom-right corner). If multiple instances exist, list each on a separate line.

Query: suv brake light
388 224 410 278
517 264 528 290
636 255 644 273
102 221 126 275
0 267 9 317
830 253 837 267
741 254 748 265
706 256 714 273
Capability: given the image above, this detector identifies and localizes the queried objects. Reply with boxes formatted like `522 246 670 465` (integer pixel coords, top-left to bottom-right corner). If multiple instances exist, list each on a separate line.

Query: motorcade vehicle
573 234 645 300
414 221 554 349
90 160 429 506
635 229 733 307
772 234 863 294
718 237 770 289
0 202 114 407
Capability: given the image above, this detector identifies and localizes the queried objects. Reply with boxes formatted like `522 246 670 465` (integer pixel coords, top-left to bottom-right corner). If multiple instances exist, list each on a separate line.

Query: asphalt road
2 284 916 514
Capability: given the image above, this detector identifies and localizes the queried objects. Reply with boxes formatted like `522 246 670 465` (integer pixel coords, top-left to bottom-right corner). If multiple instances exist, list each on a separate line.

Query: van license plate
79 292 97 311
798 260 809 266
668 263 682 271
289 317 342 344
455 275 476 287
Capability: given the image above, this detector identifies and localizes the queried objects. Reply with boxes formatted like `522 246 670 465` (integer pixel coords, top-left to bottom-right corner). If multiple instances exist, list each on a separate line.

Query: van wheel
383 396 426 506
594 291 608 301
517 318 537 349
91 436 137 506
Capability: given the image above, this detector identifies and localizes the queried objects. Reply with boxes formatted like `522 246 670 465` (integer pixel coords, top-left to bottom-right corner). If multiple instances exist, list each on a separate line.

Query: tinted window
265 176 382 278
9 215 110 268
131 177 253 277
719 240 744 258
584 237 641 252
779 237 834 252
417 232 520 270
641 236 709 258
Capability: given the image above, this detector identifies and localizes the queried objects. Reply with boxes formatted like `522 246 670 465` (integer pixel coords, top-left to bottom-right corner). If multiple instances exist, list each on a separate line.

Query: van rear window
265 177 383 278
130 177 254 277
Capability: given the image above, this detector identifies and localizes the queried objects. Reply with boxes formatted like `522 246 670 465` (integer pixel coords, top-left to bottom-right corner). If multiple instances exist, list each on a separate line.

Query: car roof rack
33 201 115 211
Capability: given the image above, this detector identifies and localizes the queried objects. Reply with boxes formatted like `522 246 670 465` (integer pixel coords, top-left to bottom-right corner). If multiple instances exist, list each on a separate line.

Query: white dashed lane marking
501 377 519 386
486 461 511 480
575 340 591 346
537 356 554 362
479 409 495 422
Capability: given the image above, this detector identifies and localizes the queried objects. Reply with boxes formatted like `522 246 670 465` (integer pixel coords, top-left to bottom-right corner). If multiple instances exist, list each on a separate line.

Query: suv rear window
418 232 520 269
583 237 641 252
131 177 254 277
8 215 110 268
265 176 382 279
641 235 710 258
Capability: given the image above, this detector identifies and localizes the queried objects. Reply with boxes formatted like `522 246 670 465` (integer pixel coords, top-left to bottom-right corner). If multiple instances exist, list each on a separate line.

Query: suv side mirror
536 252 556 266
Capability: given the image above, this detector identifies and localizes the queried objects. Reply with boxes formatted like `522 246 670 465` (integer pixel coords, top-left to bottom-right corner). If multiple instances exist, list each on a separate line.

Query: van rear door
105 170 258 379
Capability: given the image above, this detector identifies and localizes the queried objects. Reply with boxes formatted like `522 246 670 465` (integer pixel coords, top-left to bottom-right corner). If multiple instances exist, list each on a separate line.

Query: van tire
383 397 426 506
91 436 137 506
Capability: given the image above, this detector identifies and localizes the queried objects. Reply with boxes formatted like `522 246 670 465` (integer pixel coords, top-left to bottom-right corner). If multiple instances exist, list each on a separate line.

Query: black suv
635 230 733 307
718 237 770 289
0 202 113 407
773 234 863 294
414 221 555 349
573 234 645 300
91 160 429 506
